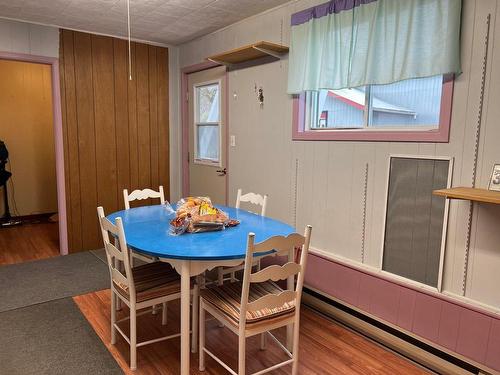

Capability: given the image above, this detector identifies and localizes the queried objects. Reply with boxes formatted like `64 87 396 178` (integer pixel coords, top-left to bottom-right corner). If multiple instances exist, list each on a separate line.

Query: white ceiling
0 0 291 45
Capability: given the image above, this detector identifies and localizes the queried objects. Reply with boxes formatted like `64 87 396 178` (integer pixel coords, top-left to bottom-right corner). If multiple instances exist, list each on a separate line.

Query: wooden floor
74 289 429 375
0 221 59 265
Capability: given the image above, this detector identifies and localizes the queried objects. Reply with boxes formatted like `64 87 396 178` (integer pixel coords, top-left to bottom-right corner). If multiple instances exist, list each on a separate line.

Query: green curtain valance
287 0 462 94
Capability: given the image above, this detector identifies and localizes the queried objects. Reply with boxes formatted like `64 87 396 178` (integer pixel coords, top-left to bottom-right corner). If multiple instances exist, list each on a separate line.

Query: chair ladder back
235 188 268 216
253 233 305 257
249 262 301 283
294 225 312 309
123 186 165 209
247 290 297 312
105 241 124 262
239 227 312 323
111 266 129 287
97 206 135 296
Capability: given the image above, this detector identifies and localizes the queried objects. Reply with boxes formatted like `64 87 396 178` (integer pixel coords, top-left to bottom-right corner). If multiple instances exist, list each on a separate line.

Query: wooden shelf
433 187 500 205
207 41 289 66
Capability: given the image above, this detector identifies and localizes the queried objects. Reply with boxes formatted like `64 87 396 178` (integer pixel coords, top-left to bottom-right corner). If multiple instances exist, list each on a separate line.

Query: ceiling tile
0 0 290 45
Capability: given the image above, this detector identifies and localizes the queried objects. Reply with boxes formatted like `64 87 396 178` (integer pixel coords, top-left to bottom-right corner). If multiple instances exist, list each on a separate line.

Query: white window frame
379 154 454 293
193 79 222 167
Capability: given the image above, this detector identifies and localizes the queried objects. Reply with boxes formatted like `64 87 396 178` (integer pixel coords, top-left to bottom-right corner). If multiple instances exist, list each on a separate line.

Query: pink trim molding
180 61 229 204
292 75 454 142
305 253 500 371
0 51 68 255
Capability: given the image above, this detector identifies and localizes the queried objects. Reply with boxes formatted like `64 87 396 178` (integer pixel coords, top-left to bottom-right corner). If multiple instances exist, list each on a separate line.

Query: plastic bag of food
169 196 238 235
162 200 175 215
169 215 190 235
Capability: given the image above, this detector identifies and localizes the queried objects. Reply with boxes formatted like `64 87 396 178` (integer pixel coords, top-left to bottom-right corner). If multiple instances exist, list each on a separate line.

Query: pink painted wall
305 253 500 372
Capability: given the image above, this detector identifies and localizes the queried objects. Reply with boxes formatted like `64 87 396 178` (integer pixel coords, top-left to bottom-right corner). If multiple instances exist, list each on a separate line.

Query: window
194 82 220 164
293 75 453 142
382 156 452 290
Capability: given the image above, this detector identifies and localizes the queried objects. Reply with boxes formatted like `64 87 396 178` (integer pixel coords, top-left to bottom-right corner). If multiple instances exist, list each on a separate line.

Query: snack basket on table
169 197 240 235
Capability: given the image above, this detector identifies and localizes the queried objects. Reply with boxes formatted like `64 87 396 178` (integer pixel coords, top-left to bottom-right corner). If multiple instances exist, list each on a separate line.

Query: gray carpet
0 251 110 312
90 248 108 264
0 298 122 375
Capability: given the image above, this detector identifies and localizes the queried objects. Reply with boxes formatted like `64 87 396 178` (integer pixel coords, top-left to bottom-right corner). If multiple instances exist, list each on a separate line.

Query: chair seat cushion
200 281 295 325
113 262 181 302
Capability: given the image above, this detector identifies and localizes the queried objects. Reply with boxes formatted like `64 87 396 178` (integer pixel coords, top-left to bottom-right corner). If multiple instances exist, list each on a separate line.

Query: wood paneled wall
59 30 169 253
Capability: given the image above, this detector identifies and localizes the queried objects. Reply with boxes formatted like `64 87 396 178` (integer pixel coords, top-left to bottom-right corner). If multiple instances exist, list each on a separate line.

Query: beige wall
177 0 500 311
0 59 57 216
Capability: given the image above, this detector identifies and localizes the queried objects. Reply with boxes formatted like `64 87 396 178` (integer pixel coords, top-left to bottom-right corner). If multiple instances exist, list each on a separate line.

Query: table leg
287 248 294 352
180 261 191 375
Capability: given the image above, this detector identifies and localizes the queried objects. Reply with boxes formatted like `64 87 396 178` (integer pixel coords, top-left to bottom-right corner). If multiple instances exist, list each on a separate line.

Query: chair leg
201 272 207 289
116 294 122 311
130 307 137 371
199 302 206 371
162 302 168 325
192 280 200 353
217 270 224 328
291 318 301 375
260 332 267 350
110 290 117 345
238 334 246 375
113 258 122 311
217 267 223 285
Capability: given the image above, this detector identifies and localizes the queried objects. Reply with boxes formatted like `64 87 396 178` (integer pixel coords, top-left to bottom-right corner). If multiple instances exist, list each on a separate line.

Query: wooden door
188 67 227 205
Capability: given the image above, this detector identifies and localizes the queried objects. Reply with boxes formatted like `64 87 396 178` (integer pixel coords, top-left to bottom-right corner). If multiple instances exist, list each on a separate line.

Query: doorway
186 66 228 205
0 56 65 264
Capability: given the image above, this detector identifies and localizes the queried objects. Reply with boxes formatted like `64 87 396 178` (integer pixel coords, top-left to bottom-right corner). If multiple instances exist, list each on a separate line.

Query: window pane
196 125 219 161
196 83 219 123
369 75 442 127
309 89 365 129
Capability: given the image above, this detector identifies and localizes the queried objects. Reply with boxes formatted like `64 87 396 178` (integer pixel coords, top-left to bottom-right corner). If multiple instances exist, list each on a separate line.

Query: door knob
216 168 227 176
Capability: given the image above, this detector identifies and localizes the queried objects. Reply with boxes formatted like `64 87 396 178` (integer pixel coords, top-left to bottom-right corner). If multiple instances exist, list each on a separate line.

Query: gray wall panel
383 157 449 287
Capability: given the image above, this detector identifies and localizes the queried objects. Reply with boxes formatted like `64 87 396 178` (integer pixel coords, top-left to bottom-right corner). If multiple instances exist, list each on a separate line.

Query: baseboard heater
302 287 495 375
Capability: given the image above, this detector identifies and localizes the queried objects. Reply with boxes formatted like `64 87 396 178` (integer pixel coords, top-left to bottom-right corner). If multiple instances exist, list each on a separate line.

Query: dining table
107 204 295 375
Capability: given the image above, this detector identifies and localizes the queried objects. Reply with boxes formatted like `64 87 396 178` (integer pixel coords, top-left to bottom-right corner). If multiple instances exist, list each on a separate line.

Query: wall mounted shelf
433 187 500 205
207 41 289 67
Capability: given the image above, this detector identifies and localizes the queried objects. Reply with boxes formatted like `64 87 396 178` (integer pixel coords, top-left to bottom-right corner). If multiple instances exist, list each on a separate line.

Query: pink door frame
181 61 229 204
0 51 68 255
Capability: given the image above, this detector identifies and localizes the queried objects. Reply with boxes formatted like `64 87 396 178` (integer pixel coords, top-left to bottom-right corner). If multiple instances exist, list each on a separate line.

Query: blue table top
107 205 295 260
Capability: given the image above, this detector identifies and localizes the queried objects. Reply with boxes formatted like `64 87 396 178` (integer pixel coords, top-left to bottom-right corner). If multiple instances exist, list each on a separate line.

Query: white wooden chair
123 186 166 210
217 189 269 284
199 225 312 375
123 186 166 267
97 206 199 371
235 189 268 216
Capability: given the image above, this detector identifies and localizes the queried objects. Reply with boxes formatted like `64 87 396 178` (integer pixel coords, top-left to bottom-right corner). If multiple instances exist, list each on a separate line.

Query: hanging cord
127 0 132 80
463 13 491 296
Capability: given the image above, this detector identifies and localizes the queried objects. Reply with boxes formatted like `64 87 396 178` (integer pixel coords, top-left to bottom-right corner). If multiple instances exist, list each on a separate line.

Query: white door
188 67 227 205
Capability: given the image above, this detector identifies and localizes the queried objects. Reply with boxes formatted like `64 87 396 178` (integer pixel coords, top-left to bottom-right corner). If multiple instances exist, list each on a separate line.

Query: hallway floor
0 221 59 265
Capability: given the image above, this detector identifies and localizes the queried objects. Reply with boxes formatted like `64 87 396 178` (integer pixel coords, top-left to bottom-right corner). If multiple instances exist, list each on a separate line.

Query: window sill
292 128 450 142
193 159 221 167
